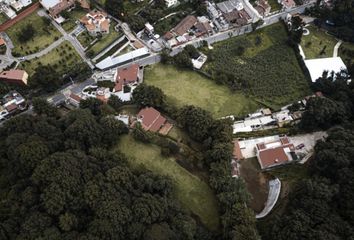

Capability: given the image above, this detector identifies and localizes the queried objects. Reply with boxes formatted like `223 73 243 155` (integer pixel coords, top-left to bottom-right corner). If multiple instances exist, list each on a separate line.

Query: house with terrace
216 0 252 26
80 10 110 36
135 107 173 135
40 0 89 22
254 0 271 16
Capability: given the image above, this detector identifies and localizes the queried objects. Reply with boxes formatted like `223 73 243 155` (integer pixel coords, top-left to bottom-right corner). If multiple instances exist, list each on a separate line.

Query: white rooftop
40 0 60 9
305 57 347 82
96 47 150 70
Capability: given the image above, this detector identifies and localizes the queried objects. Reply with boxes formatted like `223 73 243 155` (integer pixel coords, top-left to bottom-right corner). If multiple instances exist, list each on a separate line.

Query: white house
165 0 177 8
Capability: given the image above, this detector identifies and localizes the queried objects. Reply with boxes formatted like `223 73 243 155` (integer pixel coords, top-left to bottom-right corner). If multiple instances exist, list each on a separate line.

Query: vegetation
6 13 61 56
203 22 310 108
338 42 354 75
61 8 87 33
77 30 95 49
301 25 338 59
260 127 354 239
266 0 282 11
88 24 122 56
116 134 220 231
144 64 260 118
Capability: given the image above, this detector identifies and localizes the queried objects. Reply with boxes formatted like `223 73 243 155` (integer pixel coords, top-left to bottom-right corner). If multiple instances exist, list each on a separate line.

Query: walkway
256 178 281 219
333 40 342 57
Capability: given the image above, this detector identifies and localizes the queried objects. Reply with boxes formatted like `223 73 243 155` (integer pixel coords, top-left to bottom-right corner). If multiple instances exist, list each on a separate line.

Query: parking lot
289 131 327 155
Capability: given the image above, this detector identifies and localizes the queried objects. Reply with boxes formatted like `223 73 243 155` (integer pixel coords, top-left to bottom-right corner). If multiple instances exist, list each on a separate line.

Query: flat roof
96 47 149 70
304 57 347 82
40 0 60 9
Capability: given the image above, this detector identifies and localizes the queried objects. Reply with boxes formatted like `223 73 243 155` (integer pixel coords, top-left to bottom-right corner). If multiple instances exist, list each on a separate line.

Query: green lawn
89 24 122 56
144 64 260 118
6 12 61 56
116 135 220 231
339 42 354 68
301 25 338 59
204 22 310 108
267 0 282 12
77 31 95 48
19 41 83 76
61 8 87 33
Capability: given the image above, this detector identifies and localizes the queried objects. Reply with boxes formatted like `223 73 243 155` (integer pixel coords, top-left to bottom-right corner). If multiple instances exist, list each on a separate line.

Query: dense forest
0 100 211 239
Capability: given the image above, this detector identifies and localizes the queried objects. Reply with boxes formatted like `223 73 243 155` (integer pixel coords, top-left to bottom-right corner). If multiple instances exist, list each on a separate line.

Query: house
273 109 293 127
40 0 89 20
233 140 244 160
217 0 244 13
256 136 297 169
0 38 6 46
172 15 198 36
115 114 129 125
207 1 220 19
113 63 140 92
195 16 213 36
0 90 26 120
222 9 251 25
20 0 32 7
0 69 28 85
66 93 82 107
144 22 154 36
136 107 172 134
279 0 295 9
254 0 271 16
80 10 110 36
165 0 177 8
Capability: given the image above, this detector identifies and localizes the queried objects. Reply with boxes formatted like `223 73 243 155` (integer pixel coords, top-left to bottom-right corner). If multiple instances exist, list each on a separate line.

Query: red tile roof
233 140 244 160
137 107 166 132
114 64 139 92
5 103 17 112
173 15 197 36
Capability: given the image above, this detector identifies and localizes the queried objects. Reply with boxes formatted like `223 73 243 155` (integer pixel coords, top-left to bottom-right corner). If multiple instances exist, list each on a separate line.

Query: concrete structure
165 0 177 8
0 69 28 85
304 57 348 82
80 10 110 36
96 47 150 70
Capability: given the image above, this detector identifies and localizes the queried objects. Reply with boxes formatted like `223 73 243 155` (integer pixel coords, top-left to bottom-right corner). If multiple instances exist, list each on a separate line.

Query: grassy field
116 135 220 231
204 22 310 108
6 12 61 56
144 64 260 118
19 41 82 76
61 8 87 33
89 24 122 56
77 31 95 48
301 25 338 59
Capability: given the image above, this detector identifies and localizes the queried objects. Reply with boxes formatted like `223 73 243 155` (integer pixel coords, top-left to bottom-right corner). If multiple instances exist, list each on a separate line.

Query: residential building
137 107 167 132
165 0 177 8
40 0 89 20
207 1 220 19
0 90 26 121
80 10 110 36
273 109 293 127
113 63 140 92
233 140 244 160
66 93 82 107
217 0 244 13
256 136 297 169
144 22 154 36
254 0 271 16
172 15 198 36
279 0 295 9
0 69 28 85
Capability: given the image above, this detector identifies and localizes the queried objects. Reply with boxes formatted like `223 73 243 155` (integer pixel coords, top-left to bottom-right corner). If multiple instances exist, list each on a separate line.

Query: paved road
333 40 342 57
256 178 281 219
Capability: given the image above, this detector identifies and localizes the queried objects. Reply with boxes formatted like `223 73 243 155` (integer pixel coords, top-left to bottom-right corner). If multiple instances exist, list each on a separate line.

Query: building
223 9 251 25
113 63 140 92
144 22 154 36
80 10 110 36
273 109 293 127
279 0 295 9
0 90 26 121
165 0 177 8
172 15 198 36
256 136 297 169
95 47 150 70
40 0 89 21
66 93 82 107
217 0 244 13
233 140 244 160
254 0 271 16
0 69 28 85
304 57 348 82
137 107 168 132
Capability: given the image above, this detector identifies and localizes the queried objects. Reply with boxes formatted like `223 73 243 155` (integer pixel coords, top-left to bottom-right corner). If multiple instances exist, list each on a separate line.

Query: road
256 178 281 219
333 40 342 57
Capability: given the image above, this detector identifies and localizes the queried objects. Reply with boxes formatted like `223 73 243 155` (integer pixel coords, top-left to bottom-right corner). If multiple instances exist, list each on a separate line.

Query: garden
61 8 88 33
301 25 338 59
19 41 83 76
144 64 261 118
203 22 311 109
116 134 220 231
339 42 354 68
6 12 61 56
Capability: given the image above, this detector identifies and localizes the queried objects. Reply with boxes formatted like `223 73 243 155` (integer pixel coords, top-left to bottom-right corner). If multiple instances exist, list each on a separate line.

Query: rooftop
173 15 198 36
137 107 167 132
304 57 348 82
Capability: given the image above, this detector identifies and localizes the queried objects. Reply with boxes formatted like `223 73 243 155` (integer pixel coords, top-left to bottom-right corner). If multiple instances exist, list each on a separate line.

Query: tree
18 24 36 43
32 97 59 117
105 0 124 18
107 95 123 111
132 84 166 108
30 65 61 92
184 45 200 59
79 97 103 116
100 116 128 146
173 51 193 69
126 15 145 32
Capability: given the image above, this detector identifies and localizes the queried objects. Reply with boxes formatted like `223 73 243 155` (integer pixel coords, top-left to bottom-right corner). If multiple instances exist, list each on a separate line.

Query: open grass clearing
239 158 269 213
61 8 87 33
144 64 260 118
89 24 122 56
77 30 95 49
301 25 338 59
6 12 61 56
204 22 310 108
19 41 83 76
116 134 220 231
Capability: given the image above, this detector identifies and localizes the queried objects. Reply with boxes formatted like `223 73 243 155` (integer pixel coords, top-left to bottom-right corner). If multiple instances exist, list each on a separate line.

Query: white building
304 57 348 82
165 0 177 8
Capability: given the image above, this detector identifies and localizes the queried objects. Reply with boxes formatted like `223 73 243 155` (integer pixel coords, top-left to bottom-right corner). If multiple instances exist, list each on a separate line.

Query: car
296 143 305 150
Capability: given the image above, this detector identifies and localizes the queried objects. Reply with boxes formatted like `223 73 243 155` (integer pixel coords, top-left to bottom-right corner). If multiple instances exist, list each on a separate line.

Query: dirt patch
239 158 270 213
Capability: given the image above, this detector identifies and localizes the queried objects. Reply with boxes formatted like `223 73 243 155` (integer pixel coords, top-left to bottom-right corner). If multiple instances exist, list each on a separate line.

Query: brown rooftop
173 15 198 36
137 107 167 132
114 64 139 92
233 140 244 160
